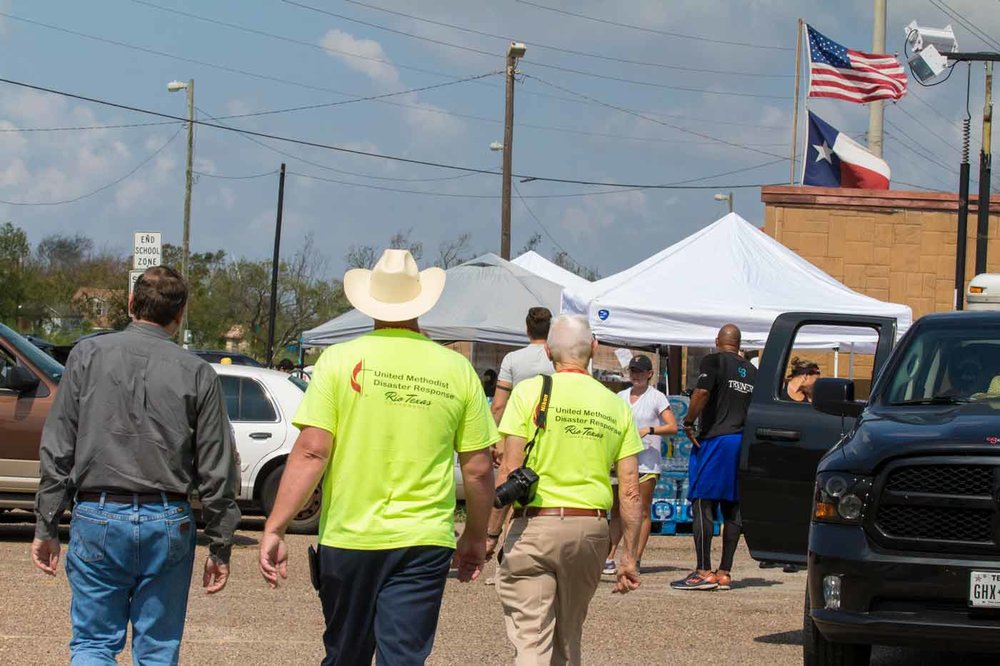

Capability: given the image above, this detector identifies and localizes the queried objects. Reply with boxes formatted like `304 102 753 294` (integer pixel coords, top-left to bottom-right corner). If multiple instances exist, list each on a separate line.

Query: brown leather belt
77 491 187 504
513 507 607 519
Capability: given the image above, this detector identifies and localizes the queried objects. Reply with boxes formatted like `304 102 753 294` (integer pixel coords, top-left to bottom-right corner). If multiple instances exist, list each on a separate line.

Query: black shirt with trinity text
694 351 757 440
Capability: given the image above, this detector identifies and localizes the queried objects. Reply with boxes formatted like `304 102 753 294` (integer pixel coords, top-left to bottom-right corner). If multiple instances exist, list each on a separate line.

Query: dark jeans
318 545 454 666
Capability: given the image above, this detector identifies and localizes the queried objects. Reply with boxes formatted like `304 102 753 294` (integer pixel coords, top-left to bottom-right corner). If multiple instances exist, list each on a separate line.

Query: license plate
969 571 1000 608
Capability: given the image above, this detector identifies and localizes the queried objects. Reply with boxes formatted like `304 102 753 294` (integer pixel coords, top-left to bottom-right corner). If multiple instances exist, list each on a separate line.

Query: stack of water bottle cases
650 395 721 535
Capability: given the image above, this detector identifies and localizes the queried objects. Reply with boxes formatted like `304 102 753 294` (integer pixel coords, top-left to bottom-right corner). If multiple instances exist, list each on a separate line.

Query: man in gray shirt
31 265 239 665
490 307 555 426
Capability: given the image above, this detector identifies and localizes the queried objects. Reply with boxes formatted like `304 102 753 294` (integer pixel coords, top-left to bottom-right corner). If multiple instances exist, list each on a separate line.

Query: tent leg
833 348 839 378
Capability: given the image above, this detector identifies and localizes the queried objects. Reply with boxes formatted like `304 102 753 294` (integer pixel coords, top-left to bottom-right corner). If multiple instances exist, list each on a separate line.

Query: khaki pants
496 515 609 666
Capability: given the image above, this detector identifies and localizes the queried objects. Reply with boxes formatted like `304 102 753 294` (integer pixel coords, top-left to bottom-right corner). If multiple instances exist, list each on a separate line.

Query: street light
714 192 734 214
167 78 194 346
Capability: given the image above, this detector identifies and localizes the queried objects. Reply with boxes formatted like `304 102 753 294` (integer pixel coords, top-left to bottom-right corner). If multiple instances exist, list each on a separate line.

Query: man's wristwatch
487 531 502 540
647 426 655 436
683 421 695 430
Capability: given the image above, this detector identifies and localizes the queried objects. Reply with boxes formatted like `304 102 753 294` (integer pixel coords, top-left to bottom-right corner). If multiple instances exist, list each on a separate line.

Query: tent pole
834 348 840 378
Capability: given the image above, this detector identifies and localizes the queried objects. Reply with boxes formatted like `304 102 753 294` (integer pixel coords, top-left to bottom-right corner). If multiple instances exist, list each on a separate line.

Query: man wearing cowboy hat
258 249 499 665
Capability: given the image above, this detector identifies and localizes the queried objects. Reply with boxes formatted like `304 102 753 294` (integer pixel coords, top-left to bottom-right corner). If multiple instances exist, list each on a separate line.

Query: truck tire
260 464 322 535
804 587 872 666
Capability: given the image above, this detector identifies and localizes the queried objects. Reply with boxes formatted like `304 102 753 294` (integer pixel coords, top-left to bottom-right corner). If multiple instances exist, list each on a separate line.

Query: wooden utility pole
501 42 526 260
867 0 886 157
975 62 993 274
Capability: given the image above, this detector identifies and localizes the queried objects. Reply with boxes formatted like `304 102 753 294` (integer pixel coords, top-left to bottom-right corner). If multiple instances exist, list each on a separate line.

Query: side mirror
813 378 864 418
1 366 40 394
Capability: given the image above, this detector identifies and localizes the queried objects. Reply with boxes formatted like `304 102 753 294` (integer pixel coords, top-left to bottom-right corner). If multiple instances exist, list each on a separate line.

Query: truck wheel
804 588 872 666
260 464 322 535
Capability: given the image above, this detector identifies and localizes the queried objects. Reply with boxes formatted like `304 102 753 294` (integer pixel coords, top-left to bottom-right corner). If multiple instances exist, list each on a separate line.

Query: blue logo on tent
597 309 610 321
738 367 747 378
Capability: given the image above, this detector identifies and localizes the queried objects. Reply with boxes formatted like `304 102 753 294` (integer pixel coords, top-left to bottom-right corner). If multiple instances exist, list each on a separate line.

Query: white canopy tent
302 254 563 347
561 213 912 349
511 251 591 290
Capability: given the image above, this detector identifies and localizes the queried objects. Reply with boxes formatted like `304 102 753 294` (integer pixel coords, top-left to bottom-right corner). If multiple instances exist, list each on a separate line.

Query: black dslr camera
493 466 539 508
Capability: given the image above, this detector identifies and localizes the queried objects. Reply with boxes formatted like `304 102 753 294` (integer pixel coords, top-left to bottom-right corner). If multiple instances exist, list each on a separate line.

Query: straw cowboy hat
343 249 446 322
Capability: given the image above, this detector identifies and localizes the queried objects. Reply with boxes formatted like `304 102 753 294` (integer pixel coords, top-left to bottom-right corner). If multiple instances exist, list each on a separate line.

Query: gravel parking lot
0 510 993 665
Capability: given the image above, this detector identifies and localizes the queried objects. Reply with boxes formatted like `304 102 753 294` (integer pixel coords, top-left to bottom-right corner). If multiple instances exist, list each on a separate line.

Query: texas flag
803 111 890 189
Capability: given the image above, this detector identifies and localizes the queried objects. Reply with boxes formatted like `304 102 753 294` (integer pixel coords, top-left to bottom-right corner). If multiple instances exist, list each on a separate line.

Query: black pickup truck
740 311 1000 665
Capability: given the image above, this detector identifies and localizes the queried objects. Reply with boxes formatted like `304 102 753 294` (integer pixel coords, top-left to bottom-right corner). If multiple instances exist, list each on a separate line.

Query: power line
0 119 180 132
193 169 279 180
280 0 789 99
207 71 501 121
514 0 794 52
523 73 789 161
0 126 181 206
511 180 574 258
928 0 1000 51
338 0 793 78
195 105 489 183
893 104 963 156
3 9 789 141
0 76 784 190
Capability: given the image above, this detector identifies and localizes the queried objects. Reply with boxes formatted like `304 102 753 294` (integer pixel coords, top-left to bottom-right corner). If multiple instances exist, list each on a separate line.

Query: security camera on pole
903 22 999 308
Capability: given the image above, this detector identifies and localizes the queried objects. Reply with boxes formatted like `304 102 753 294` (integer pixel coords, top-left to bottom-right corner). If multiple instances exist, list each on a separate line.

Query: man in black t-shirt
671 324 756 592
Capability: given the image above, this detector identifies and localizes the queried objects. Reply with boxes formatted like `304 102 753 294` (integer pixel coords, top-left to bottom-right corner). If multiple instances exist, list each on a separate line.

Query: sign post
130 232 161 314
133 232 162 270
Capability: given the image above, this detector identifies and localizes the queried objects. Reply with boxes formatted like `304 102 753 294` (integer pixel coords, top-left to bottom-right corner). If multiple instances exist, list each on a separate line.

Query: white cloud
319 29 400 87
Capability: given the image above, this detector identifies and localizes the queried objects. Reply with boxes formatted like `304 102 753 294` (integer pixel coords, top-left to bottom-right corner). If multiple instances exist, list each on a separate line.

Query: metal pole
181 78 194 346
501 44 521 260
866 0 886 157
975 62 993 275
266 163 286 368
956 66 973 311
790 19 803 184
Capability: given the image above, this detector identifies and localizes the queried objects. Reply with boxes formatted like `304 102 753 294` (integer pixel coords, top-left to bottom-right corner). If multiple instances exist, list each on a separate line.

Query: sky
0 0 998 279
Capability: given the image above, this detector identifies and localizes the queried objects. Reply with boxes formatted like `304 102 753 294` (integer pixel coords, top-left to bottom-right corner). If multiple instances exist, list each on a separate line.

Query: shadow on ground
755 629 802 646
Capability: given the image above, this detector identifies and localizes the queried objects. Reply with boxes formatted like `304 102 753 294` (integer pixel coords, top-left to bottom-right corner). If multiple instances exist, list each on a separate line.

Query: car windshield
288 376 308 392
882 321 1000 405
0 323 64 383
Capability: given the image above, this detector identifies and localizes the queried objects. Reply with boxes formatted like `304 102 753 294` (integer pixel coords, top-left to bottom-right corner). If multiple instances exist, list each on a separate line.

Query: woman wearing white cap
604 354 677 574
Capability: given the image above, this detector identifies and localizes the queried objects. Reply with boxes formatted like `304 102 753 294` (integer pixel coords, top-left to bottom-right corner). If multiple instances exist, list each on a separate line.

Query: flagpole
790 18 804 184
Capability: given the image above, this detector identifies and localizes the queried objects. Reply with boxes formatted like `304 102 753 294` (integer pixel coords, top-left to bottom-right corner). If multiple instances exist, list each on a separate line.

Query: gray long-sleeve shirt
35 322 240 563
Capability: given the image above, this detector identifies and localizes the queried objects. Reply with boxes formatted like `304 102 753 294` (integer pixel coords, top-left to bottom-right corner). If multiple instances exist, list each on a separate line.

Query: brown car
0 323 63 510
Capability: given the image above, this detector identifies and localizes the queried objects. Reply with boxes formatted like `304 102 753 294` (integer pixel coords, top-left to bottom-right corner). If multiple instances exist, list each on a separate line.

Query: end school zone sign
133 232 162 270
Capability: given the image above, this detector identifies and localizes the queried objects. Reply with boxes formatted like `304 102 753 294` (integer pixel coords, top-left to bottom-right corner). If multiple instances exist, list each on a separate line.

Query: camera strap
522 374 552 467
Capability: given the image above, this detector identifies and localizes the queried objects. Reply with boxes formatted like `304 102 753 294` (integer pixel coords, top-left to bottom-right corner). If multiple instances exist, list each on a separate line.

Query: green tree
552 250 601 281
0 222 31 323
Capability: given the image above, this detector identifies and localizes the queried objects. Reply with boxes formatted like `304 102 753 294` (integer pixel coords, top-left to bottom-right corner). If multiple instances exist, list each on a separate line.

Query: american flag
806 24 907 103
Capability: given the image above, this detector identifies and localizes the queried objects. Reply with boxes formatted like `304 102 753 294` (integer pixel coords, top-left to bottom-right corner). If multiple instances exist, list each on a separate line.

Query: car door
219 375 286 493
0 340 51 494
739 313 897 565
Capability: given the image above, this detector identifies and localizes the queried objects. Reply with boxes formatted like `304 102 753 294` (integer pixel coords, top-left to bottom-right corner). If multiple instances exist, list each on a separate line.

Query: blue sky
0 0 997 277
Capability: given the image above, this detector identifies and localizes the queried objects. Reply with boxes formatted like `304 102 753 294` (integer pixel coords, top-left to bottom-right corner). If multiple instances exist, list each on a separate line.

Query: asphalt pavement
0 510 994 665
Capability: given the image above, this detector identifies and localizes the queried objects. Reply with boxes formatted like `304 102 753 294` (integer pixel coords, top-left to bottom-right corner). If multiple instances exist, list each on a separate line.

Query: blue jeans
65 495 197 666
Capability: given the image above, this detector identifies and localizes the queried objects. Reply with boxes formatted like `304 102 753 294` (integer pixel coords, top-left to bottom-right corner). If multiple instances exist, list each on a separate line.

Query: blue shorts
688 433 742 503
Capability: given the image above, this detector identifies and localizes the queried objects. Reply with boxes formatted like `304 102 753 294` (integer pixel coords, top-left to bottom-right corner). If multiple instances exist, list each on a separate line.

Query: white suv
211 364 320 533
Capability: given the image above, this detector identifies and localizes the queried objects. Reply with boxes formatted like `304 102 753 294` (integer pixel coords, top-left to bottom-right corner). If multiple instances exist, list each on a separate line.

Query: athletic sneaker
715 571 732 590
602 559 617 576
670 571 719 591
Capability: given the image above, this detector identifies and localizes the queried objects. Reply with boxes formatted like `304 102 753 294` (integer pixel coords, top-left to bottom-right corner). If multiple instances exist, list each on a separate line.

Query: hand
452 532 486 582
31 538 60 576
683 424 700 448
613 558 641 594
485 536 500 562
259 531 289 589
490 446 503 469
203 557 230 594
